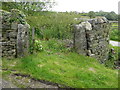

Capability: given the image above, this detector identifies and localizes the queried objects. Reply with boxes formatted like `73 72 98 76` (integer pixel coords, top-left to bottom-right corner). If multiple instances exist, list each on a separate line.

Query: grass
105 45 120 69
110 23 120 42
27 11 119 42
1 10 119 88
2 39 118 88
26 12 86 39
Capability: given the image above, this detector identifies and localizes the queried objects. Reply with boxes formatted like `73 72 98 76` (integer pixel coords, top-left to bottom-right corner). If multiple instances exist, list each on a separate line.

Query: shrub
30 39 43 53
26 12 81 40
34 40 43 51
105 45 120 69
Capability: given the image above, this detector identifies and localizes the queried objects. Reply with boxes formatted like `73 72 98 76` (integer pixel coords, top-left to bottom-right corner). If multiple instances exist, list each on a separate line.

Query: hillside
2 39 119 88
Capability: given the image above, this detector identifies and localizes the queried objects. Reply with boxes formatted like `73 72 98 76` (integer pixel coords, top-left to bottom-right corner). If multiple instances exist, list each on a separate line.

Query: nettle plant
30 39 43 53
34 40 43 52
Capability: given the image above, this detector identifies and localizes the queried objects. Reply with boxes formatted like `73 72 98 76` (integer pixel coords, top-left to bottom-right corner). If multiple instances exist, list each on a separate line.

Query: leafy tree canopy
105 11 118 21
1 0 56 15
88 11 96 18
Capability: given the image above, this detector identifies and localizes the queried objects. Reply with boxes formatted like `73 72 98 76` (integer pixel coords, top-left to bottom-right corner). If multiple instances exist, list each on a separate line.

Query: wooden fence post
32 27 35 45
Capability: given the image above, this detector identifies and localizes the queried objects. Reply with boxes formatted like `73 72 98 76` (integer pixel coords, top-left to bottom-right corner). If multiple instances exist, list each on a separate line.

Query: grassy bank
2 39 118 88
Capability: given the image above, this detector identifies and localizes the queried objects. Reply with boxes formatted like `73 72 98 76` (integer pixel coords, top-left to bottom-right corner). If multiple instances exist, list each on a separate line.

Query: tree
95 10 108 16
1 0 56 15
105 11 118 21
88 11 96 18
118 15 120 20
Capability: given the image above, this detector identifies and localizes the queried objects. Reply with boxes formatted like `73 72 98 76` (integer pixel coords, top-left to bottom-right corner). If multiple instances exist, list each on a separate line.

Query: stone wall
0 9 30 58
74 17 110 63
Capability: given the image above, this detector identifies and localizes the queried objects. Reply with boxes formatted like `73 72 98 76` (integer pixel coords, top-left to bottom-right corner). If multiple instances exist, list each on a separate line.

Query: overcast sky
51 0 119 13
2 0 119 13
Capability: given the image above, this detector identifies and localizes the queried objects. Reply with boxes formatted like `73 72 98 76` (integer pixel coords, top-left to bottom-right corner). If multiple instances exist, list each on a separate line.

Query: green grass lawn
2 39 118 88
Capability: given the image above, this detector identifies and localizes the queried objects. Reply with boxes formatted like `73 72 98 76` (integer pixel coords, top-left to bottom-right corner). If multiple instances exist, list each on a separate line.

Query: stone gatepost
17 24 30 57
73 24 87 55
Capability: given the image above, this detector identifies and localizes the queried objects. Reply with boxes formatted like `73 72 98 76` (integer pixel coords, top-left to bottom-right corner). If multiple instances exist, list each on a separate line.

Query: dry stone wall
74 17 110 63
0 9 30 58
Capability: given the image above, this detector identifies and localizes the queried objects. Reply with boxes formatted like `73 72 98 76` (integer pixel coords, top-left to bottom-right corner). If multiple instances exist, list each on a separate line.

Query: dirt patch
88 67 96 73
1 78 17 88
2 68 71 88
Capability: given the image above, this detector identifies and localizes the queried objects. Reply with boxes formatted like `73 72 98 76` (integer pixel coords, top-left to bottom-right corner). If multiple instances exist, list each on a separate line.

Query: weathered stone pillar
73 24 87 55
17 24 30 58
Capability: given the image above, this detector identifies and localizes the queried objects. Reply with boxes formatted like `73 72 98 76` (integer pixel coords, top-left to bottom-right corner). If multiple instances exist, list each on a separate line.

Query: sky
51 0 119 13
2 0 119 13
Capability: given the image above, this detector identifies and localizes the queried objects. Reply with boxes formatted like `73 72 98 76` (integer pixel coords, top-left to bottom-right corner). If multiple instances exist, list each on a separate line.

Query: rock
9 31 17 38
102 17 109 23
1 79 17 88
81 21 92 30
74 24 83 30
88 17 108 24
97 17 105 23
11 23 18 30
88 19 97 24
